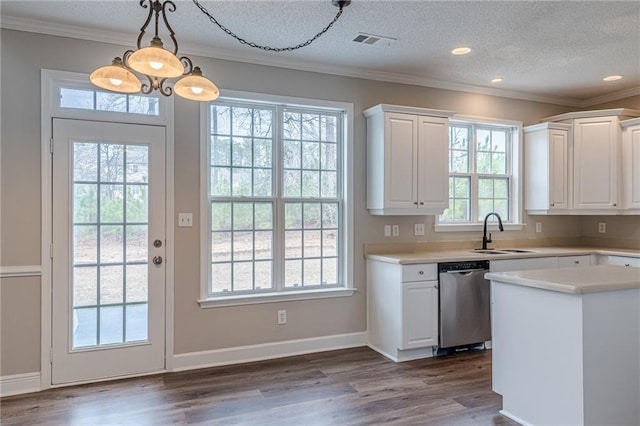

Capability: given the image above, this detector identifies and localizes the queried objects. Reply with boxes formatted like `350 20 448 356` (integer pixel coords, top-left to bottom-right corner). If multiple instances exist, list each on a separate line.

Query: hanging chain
191 0 346 52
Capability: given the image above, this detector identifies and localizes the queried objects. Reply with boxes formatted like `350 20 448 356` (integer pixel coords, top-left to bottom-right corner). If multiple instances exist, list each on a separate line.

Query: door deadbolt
153 239 163 248
152 256 163 265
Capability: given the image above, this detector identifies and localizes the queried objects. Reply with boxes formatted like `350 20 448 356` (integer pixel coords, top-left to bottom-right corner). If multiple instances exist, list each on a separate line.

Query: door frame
40 69 175 389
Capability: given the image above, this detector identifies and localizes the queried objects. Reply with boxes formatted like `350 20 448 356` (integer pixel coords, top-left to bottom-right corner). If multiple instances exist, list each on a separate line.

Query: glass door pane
72 142 149 348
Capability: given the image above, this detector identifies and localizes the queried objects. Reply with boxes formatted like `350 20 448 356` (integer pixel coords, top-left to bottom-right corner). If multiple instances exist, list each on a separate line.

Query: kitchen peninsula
486 265 640 426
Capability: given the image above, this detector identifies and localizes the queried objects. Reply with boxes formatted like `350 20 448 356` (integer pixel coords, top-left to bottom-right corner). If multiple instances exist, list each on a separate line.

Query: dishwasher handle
442 268 488 275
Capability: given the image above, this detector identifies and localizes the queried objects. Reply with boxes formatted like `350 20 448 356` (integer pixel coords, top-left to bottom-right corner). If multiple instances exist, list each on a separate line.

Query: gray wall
0 28 636 376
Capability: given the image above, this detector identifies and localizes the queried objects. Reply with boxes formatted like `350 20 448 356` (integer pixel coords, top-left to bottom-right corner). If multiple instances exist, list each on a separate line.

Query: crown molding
580 87 640 108
0 15 607 108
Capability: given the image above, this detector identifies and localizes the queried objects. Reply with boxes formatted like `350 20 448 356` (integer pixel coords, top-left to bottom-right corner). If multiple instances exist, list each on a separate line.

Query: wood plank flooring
1 347 517 425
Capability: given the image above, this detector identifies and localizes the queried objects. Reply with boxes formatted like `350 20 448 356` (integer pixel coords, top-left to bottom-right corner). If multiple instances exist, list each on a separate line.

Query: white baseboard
0 372 41 397
172 332 366 372
366 343 435 363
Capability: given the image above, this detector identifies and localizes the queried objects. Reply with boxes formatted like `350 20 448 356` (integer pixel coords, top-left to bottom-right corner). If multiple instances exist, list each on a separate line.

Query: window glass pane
100 185 124 223
126 265 148 303
494 199 509 220
73 307 97 347
233 203 253 230
212 263 231 293
479 178 493 198
253 169 272 197
322 231 337 257
302 114 320 140
321 142 337 170
285 230 302 258
321 116 337 142
491 153 507 174
211 202 232 230
233 262 253 291
303 230 322 257
74 225 97 265
284 140 301 168
74 143 98 182
322 258 337 284
212 106 231 135
285 260 302 287
254 231 272 260
100 225 123 263
74 184 98 223
96 92 127 112
100 144 125 182
283 111 301 140
233 231 253 261
232 107 252 136
231 168 252 196
283 170 301 197
254 261 273 289
211 167 231 196
285 203 302 229
450 126 469 150
321 171 337 197
254 138 272 168
302 171 320 197
128 96 159 115
476 152 491 174
232 138 252 167
253 109 273 137
254 203 273 230
450 149 468 173
126 145 149 183
100 306 123 345
100 265 124 304
478 199 494 220
302 142 320 169
211 137 231 166
303 259 322 286
303 203 322 229
322 203 339 229
60 88 94 110
74 266 97 307
126 225 147 263
494 179 508 198
126 185 148 223
212 232 232 262
125 304 148 342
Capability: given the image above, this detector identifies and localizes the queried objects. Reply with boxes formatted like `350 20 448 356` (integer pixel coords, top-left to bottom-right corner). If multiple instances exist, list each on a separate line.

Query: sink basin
470 248 538 255
470 249 508 255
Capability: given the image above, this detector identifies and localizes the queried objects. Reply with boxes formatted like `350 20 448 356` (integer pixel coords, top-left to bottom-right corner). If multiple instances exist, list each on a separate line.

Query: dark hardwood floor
1 347 517 425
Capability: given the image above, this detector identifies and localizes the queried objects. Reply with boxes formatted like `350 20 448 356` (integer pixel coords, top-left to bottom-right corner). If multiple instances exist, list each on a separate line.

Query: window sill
434 223 525 232
198 287 357 308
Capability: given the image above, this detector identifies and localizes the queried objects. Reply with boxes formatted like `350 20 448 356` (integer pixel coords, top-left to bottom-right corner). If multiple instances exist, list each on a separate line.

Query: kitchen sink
470 248 538 255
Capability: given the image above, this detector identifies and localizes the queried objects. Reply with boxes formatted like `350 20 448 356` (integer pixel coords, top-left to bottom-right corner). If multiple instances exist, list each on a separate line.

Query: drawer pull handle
574 261 579 264
625 264 630 267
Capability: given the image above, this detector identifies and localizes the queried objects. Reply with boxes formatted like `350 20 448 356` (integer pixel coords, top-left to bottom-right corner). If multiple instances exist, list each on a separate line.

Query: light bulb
191 86 204 95
149 61 164 70
109 78 123 86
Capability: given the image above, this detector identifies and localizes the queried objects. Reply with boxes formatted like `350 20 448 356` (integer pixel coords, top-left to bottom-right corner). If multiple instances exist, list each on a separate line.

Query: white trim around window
198 90 355 307
435 114 524 232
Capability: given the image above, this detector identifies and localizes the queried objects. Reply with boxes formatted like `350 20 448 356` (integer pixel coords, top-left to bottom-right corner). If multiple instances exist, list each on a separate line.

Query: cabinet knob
625 264 630 267
613 203 617 207
418 270 424 275
550 203 555 207
574 261 579 264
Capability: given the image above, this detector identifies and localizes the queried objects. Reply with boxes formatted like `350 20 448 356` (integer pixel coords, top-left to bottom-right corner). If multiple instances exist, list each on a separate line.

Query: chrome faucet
482 212 504 250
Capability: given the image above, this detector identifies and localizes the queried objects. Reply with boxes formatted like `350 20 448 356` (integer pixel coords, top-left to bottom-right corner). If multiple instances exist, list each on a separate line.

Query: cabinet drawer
606 256 640 267
558 255 591 267
402 264 437 282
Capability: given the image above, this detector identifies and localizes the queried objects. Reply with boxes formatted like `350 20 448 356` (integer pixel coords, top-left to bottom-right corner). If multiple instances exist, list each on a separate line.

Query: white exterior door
51 119 166 385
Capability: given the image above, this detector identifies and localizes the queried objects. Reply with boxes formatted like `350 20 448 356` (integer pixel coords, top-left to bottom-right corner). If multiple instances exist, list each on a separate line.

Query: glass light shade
90 58 142 93
174 67 219 101
128 46 184 78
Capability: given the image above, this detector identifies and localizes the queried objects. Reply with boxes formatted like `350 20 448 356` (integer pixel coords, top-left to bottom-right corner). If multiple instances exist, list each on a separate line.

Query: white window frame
199 90 355 308
435 115 524 232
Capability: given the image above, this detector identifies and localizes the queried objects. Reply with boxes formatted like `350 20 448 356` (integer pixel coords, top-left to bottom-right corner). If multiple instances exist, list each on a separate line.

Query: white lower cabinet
367 260 438 362
402 280 438 349
601 255 640 267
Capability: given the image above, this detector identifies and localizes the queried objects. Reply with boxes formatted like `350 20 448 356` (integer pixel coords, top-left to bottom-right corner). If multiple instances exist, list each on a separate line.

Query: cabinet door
606 256 640 267
623 125 640 209
549 129 570 210
416 116 449 212
384 113 418 209
401 281 438 349
558 255 591 267
573 117 619 209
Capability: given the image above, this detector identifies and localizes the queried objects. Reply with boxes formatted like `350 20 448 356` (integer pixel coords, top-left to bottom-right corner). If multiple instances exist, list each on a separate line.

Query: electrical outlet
277 309 287 325
384 225 391 237
535 222 542 233
392 225 399 237
598 222 606 233
414 223 425 236
178 212 193 227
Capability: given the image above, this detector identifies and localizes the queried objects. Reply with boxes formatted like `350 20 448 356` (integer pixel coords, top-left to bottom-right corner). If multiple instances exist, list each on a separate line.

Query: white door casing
51 118 166 385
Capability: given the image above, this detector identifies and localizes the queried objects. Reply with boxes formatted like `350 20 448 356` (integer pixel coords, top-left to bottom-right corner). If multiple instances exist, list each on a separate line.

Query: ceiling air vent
353 32 396 47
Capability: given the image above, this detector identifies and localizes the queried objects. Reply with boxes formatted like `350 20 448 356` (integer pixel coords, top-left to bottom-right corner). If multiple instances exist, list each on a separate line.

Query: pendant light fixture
90 0 219 102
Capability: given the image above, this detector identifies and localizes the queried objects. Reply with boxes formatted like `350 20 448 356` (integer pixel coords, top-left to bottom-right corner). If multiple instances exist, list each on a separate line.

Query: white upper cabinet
573 116 620 210
524 122 571 213
525 109 640 215
364 104 454 215
621 118 640 211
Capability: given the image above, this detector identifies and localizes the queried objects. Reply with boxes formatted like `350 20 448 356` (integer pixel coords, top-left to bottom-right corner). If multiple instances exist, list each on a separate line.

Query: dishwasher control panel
438 260 489 272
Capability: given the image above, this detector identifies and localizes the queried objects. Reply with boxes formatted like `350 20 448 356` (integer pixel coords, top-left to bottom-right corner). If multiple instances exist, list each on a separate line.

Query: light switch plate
414 223 425 236
178 212 193 227
384 225 391 237
392 225 399 237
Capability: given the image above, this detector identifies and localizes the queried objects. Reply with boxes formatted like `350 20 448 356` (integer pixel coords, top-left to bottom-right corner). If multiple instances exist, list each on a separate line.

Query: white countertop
486 264 640 294
365 247 640 264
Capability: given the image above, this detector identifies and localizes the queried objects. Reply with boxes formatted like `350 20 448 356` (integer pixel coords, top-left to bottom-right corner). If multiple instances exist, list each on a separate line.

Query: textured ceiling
1 0 639 106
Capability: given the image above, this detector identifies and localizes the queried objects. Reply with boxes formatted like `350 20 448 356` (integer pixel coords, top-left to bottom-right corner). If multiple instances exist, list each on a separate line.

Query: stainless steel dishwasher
438 260 491 350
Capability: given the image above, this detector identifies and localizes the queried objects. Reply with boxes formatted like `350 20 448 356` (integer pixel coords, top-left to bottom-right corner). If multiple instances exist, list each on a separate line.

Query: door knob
153 239 163 248
152 256 163 265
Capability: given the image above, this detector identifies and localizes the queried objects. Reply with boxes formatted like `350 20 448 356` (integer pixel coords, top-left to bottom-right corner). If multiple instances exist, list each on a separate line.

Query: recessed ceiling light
491 77 504 83
451 47 471 55
603 75 622 81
